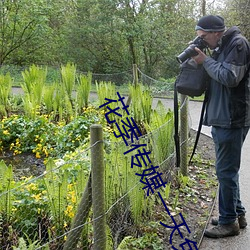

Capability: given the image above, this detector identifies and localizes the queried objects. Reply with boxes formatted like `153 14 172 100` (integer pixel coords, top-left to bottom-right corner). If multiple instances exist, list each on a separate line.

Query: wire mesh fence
0 65 192 249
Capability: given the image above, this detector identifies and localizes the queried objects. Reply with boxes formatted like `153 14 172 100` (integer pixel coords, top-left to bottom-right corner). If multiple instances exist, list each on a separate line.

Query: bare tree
0 0 48 65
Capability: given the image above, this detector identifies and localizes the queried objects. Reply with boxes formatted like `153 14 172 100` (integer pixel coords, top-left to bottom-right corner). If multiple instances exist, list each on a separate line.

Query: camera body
176 36 208 63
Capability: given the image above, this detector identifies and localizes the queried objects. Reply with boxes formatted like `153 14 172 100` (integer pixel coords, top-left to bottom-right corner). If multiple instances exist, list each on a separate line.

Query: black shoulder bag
175 58 208 97
174 58 210 168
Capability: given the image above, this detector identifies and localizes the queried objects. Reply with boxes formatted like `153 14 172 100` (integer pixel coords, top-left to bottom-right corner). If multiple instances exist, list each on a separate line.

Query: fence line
0 65 192 249
0 117 180 249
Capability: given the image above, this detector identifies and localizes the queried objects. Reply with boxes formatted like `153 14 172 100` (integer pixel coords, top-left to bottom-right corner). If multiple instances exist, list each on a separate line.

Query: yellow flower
26 183 37 191
3 130 9 135
32 193 42 201
36 152 41 159
71 195 76 204
14 149 22 155
42 147 49 157
65 205 74 218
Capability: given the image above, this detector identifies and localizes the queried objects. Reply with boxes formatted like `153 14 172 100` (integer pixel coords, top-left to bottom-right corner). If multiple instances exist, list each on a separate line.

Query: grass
1 64 181 99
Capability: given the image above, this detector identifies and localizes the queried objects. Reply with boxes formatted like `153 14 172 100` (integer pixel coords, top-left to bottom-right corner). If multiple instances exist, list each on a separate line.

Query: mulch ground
161 130 217 249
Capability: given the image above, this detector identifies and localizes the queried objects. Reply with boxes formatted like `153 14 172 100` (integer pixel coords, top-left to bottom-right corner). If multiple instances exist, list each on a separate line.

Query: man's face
196 30 222 49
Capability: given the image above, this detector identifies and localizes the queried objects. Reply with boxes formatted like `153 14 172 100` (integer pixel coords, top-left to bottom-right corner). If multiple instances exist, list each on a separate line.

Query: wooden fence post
126 64 138 106
63 174 92 250
133 64 138 85
91 124 106 250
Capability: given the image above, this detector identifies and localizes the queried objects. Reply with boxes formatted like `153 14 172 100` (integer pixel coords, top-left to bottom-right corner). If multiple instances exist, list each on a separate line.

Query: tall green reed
96 81 116 106
105 138 149 226
61 63 76 103
145 100 174 167
96 81 118 124
0 73 12 117
0 161 14 222
129 83 152 125
21 65 47 118
43 84 55 114
52 82 73 122
43 159 68 231
76 72 92 113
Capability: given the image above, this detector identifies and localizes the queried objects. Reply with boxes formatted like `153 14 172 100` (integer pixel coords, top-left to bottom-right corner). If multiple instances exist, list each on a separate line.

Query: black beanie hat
195 15 225 32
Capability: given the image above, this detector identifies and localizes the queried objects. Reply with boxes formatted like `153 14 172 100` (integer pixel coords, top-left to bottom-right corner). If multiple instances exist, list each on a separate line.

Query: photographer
192 15 250 238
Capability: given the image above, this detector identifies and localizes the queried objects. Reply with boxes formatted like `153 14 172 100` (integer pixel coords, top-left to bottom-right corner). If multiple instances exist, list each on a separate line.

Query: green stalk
129 83 152 124
0 73 12 116
61 63 76 102
145 100 174 165
21 65 47 118
76 72 92 111
43 84 55 114
0 161 14 222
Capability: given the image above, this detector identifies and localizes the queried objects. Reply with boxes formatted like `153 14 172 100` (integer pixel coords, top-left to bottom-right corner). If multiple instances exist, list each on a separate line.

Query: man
192 15 250 238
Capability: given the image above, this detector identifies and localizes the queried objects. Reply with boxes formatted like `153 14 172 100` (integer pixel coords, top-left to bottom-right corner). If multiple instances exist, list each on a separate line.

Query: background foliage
1 0 249 80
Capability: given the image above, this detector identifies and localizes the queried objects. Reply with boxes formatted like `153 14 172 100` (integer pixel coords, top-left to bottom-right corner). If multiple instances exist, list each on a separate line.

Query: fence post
180 94 188 176
126 64 138 106
133 64 138 85
91 124 106 250
63 174 92 250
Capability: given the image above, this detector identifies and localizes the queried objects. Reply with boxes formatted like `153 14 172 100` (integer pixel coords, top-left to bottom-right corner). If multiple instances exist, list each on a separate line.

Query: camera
176 36 208 63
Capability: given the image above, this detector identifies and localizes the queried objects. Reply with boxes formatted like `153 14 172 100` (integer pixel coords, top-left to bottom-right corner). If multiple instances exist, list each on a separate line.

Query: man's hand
192 47 207 64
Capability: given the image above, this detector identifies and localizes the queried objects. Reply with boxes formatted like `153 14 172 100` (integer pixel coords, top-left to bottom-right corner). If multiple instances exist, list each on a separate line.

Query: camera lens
176 45 198 63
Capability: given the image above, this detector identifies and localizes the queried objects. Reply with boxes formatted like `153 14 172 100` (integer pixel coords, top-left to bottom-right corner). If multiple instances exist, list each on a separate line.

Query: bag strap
174 80 180 168
189 91 208 164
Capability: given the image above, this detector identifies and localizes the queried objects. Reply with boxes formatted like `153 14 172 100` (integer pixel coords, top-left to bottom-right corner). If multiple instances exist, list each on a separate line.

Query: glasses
198 32 214 40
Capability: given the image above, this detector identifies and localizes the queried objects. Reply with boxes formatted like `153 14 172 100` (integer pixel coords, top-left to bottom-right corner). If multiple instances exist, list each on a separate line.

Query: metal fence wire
0 67 192 249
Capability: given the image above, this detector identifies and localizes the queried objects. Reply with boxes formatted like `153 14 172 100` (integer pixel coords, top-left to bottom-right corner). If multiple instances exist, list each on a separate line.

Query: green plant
13 233 49 250
173 190 180 210
0 73 12 117
145 100 174 166
129 83 152 125
76 72 92 111
51 80 74 122
21 65 47 118
165 182 171 200
117 232 163 249
12 176 49 241
60 62 76 102
96 81 116 106
43 159 69 224
0 110 100 158
0 161 15 222
178 172 191 189
96 81 118 126
43 84 56 114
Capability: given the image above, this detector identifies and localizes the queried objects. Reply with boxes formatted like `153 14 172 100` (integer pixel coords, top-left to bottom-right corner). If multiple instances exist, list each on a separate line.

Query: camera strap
174 82 181 168
189 91 208 164
174 85 208 168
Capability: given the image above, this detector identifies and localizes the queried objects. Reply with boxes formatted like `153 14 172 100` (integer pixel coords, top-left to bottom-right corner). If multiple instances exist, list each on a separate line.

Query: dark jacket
203 26 250 128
